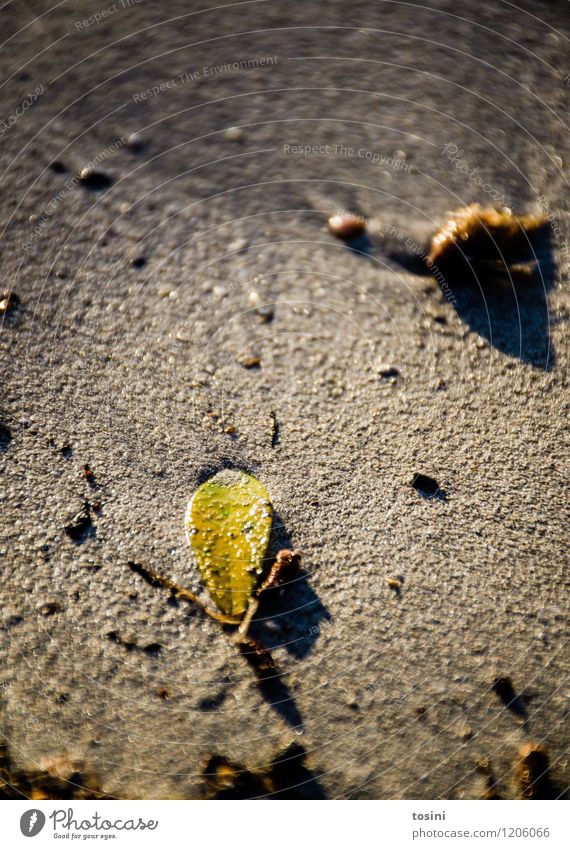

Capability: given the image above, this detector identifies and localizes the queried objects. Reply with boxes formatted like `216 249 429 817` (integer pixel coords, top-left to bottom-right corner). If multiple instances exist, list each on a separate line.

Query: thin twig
127 561 242 625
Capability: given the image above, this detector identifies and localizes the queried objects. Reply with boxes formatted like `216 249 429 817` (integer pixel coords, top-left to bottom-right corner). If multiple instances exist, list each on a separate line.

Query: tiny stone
224 126 242 142
38 601 62 616
247 290 274 322
239 356 261 369
126 133 145 152
64 503 92 541
517 742 551 799
410 473 441 496
328 212 367 240
378 366 400 379
0 423 12 450
0 290 20 314
156 688 171 700
257 306 274 322
130 256 146 269
79 168 114 190
426 307 447 324
228 237 248 253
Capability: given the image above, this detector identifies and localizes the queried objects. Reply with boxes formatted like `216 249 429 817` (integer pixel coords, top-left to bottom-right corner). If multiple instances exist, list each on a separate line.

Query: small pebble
126 133 145 152
426 307 447 324
0 290 20 314
38 601 62 616
5 614 22 628
130 256 146 269
224 126 242 142
238 356 261 369
247 291 273 322
81 464 96 484
0 423 12 450
156 688 171 700
228 237 248 253
410 473 441 496
328 213 367 240
79 168 113 191
64 503 92 541
517 743 551 799
378 366 400 379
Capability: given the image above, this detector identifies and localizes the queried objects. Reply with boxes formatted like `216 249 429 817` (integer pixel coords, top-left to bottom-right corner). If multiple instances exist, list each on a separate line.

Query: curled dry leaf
427 204 548 269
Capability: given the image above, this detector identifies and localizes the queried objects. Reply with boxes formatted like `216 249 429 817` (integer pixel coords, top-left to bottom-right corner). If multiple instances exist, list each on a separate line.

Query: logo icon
20 810 46 837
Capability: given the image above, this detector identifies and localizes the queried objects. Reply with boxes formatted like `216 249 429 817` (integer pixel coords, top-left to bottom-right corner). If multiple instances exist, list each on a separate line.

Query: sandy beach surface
0 0 568 799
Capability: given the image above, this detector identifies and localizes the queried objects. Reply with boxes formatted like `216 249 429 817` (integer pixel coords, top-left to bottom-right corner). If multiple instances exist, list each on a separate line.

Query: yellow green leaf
185 471 272 616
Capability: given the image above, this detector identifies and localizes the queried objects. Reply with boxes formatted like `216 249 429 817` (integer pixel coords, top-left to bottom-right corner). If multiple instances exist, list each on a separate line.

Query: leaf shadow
251 510 332 661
